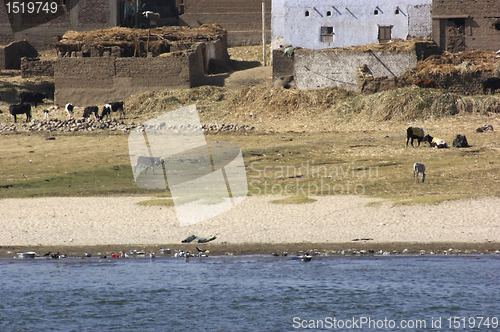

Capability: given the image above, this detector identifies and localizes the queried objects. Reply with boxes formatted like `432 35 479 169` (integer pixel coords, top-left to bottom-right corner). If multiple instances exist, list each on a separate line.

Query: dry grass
1 116 498 204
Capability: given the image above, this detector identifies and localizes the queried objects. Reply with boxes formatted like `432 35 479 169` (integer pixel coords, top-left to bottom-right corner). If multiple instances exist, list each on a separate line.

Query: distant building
271 0 432 51
431 0 500 52
179 0 271 46
0 0 178 52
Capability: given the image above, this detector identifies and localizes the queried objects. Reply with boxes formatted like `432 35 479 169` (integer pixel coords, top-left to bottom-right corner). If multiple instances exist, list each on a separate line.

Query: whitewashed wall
294 48 418 90
271 0 431 51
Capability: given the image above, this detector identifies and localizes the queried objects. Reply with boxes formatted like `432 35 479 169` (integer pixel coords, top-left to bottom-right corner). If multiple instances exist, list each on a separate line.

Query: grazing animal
423 134 448 148
133 156 162 174
413 162 426 183
43 105 58 120
413 79 438 89
481 77 500 95
406 127 425 147
476 124 494 132
9 103 31 123
82 106 99 119
100 101 125 120
18 91 46 107
452 134 469 148
65 103 74 118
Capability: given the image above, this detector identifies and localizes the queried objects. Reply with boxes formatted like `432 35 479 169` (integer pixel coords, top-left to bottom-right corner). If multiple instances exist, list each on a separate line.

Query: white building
271 0 432 51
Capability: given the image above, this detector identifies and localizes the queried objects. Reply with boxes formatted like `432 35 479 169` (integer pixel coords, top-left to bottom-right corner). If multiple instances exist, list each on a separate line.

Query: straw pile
55 24 227 56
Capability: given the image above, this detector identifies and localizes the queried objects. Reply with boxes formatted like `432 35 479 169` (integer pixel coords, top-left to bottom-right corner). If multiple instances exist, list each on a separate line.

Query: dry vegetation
0 45 499 203
56 24 228 57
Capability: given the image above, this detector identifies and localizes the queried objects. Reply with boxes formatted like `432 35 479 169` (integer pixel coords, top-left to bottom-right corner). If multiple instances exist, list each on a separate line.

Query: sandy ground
1 195 499 256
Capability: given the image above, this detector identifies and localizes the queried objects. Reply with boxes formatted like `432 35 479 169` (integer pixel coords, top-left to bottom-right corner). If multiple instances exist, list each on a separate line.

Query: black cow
18 91 46 107
133 156 162 174
100 102 125 120
82 106 99 119
406 127 425 147
481 77 500 95
9 103 32 123
453 134 469 148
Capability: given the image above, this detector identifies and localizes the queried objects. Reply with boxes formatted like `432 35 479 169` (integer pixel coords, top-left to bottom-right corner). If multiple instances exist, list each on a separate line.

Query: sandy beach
1 195 499 256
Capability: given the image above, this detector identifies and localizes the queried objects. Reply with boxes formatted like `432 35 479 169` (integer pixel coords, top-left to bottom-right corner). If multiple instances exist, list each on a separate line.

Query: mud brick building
431 0 500 52
0 0 178 52
0 0 120 51
180 0 271 46
53 25 229 106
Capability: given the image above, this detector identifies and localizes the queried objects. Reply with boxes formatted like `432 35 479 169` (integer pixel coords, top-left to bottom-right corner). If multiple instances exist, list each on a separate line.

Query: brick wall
0 0 115 51
21 58 55 77
431 0 500 51
181 0 271 46
0 40 38 69
78 0 112 26
272 48 294 80
294 49 419 91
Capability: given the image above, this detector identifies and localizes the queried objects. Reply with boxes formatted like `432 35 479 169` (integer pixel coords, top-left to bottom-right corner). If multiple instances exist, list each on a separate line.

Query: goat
406 127 425 147
476 124 494 133
452 134 469 148
423 134 448 148
413 162 426 183
65 103 74 118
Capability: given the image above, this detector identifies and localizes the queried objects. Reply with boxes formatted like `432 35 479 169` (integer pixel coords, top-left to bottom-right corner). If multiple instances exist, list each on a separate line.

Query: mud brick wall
0 0 116 51
21 58 55 78
78 0 113 27
272 49 294 80
181 0 271 46
54 48 205 106
0 40 38 69
432 0 500 52
434 72 491 96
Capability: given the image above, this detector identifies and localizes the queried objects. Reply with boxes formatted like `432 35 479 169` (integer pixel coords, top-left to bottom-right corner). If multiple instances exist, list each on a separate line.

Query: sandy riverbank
1 195 499 257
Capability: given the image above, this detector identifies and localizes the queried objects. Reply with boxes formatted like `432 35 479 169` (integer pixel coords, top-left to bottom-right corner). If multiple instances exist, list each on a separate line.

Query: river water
0 255 499 331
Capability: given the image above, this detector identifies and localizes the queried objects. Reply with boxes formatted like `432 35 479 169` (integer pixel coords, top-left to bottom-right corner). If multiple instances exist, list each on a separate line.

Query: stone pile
0 119 255 134
0 118 132 133
202 123 254 132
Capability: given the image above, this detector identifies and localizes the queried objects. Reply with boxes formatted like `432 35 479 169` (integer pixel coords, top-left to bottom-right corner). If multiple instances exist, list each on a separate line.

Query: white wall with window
271 0 432 51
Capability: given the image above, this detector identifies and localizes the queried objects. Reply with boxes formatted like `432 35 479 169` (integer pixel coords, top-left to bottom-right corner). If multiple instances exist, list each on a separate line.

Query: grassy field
0 120 498 203
1 45 499 204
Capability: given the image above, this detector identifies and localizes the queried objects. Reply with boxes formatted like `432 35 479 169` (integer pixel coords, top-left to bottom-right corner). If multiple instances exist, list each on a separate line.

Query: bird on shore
196 247 209 257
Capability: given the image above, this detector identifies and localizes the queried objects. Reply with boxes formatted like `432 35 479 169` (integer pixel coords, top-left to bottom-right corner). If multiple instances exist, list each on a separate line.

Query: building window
320 26 334 43
327 11 331 16
395 9 399 14
305 11 309 17
374 9 378 15
495 24 500 30
378 26 392 42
